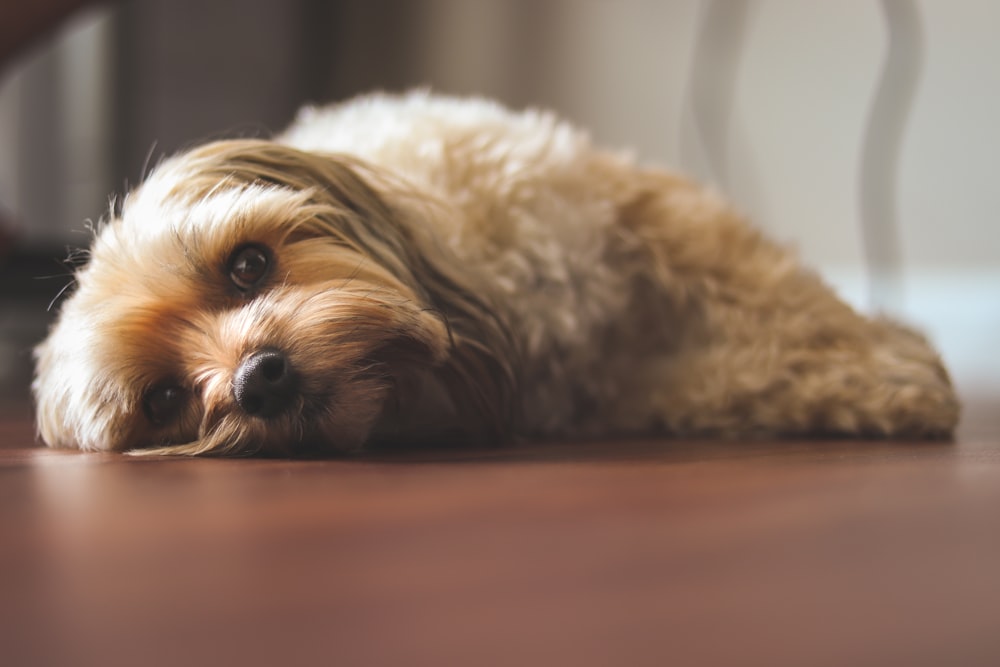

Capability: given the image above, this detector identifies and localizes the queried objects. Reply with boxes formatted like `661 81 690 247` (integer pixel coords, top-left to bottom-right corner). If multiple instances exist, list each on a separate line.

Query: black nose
232 349 297 418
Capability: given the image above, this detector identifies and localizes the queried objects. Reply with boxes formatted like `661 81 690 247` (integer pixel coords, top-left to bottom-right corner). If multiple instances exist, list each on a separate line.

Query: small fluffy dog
34 91 959 455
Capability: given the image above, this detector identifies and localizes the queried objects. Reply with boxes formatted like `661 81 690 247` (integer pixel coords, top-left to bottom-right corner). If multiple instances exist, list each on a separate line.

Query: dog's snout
233 349 297 418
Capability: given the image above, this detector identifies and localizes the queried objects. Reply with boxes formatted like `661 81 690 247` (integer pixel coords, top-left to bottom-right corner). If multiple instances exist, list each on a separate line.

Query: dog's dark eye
143 385 187 426
228 244 270 291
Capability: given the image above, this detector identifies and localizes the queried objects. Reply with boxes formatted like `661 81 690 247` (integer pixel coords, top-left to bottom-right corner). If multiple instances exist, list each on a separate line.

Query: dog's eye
143 385 187 426
228 244 270 291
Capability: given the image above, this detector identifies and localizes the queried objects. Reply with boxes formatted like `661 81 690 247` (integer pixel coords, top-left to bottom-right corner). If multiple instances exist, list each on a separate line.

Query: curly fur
33 91 959 455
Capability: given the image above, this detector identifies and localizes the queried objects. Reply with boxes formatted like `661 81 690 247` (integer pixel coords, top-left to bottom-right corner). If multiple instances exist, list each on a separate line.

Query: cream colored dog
33 91 959 455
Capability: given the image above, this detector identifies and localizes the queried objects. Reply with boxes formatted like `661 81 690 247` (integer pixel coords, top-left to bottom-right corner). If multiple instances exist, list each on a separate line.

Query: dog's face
33 140 470 455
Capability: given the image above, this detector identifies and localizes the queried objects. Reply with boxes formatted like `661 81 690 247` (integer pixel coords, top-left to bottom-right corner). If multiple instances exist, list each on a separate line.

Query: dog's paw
813 321 960 439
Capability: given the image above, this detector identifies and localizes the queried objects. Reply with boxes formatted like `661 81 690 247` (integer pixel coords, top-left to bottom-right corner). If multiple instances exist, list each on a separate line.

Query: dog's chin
133 367 394 457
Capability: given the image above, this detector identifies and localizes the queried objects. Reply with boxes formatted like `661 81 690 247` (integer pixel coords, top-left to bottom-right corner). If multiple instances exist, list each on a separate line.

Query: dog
33 91 960 455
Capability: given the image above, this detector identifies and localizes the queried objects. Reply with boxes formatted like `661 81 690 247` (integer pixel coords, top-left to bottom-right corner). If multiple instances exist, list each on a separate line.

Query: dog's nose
232 349 297 418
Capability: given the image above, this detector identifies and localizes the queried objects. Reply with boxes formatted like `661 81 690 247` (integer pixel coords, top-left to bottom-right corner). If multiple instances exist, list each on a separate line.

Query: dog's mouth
136 341 428 457
127 281 450 457
164 353 391 457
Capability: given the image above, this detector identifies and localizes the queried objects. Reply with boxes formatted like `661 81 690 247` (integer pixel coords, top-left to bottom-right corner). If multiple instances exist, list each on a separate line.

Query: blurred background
0 0 996 425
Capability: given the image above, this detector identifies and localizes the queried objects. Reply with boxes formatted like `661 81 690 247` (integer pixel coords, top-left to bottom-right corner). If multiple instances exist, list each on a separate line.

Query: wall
0 0 996 406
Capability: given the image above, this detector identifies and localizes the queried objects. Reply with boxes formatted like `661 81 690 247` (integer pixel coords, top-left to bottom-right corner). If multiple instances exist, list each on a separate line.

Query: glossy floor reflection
3 405 1000 666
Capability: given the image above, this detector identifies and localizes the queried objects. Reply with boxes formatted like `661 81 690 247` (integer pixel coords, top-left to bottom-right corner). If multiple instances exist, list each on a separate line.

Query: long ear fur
172 140 521 444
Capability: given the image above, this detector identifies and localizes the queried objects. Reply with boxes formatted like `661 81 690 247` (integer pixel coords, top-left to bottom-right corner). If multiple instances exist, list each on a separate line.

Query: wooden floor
2 402 1000 667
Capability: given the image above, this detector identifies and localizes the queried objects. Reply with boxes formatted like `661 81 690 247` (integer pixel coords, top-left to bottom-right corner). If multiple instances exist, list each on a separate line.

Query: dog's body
34 91 959 455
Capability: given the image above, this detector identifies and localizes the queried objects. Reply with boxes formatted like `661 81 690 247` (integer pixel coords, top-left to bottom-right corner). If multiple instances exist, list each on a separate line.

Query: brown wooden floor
2 401 1000 667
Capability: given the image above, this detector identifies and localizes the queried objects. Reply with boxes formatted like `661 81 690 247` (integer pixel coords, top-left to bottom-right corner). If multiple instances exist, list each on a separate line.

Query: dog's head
34 140 515 455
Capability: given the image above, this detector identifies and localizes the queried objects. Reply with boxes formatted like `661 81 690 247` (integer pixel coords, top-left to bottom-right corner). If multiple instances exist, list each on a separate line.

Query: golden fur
33 91 959 455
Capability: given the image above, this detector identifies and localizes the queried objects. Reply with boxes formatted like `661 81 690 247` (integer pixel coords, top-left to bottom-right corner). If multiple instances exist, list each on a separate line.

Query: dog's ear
174 141 441 295
175 140 522 444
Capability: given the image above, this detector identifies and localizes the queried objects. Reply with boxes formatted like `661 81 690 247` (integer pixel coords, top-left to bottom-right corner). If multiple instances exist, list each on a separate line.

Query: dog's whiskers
45 280 77 313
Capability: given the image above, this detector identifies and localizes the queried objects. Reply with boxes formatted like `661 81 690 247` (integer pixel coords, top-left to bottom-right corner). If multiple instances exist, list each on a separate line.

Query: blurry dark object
0 0 98 66
0 208 15 258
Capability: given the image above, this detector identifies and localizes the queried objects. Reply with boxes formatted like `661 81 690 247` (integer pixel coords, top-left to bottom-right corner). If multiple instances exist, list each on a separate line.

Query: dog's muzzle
232 349 298 418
